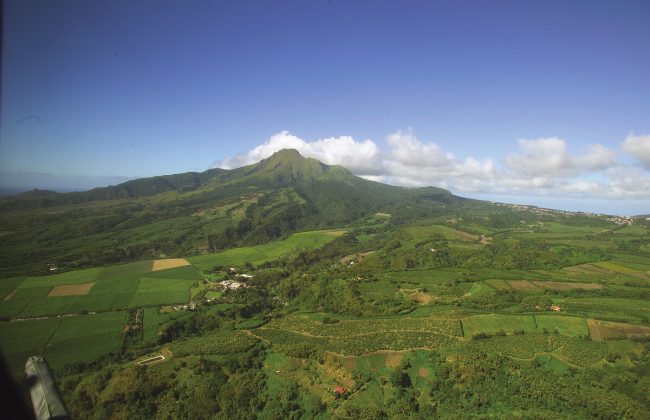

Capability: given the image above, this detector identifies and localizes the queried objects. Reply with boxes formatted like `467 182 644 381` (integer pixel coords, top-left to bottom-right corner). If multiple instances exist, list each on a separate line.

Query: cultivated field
588 319 650 341
47 282 95 297
188 229 345 270
507 280 541 291
531 281 602 290
0 311 127 373
152 258 190 271
0 260 202 318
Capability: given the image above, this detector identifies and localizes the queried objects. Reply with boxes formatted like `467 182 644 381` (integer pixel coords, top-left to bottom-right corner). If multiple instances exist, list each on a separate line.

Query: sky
1 0 650 215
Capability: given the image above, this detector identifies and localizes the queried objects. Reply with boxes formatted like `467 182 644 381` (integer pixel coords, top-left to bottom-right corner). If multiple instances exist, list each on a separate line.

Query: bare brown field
507 280 540 291
417 367 430 378
48 282 95 297
385 352 404 368
152 258 190 271
588 319 650 341
532 281 602 291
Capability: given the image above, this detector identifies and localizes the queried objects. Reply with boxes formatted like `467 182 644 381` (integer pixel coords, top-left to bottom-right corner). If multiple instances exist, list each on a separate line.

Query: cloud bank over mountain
215 130 650 201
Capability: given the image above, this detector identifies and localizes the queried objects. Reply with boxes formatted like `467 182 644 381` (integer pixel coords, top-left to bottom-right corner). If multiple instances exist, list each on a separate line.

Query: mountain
0 149 466 276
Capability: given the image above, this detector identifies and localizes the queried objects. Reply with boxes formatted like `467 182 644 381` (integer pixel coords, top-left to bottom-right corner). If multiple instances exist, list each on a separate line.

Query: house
333 385 347 396
236 273 254 280
550 304 561 312
218 280 247 290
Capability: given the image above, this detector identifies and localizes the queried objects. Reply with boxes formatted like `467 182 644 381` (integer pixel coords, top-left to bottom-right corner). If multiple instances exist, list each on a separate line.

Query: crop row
256 327 457 356
267 316 463 338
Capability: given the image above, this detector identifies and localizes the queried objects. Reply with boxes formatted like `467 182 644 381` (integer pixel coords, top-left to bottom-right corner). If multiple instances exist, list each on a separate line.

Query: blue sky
2 1 650 214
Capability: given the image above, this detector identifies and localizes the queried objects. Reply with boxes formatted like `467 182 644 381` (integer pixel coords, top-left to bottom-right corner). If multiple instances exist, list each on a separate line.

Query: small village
494 202 634 225
169 266 253 312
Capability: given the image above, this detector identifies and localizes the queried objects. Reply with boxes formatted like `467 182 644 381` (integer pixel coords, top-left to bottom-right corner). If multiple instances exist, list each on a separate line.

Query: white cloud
215 130 650 202
579 144 617 171
387 129 454 168
380 130 496 189
505 137 617 178
215 130 382 175
622 133 650 168
506 137 573 177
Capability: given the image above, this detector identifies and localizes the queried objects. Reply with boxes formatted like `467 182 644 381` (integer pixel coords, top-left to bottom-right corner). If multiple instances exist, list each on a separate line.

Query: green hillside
0 149 460 277
1 151 649 419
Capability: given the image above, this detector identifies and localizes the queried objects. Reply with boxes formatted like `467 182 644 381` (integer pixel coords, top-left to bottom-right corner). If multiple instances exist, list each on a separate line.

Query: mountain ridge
0 149 461 276
0 149 452 210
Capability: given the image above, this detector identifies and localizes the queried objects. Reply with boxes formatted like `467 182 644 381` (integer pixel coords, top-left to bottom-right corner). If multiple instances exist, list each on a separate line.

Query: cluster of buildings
217 279 249 291
494 203 634 225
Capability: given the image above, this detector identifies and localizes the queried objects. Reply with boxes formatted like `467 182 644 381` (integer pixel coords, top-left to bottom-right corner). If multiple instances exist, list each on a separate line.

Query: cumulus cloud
214 130 650 201
380 130 496 190
215 130 382 175
622 133 650 168
505 138 617 178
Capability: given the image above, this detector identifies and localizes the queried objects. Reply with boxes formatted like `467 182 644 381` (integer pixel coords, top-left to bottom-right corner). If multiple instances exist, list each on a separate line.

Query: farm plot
255 313 462 355
146 264 202 280
47 282 95 297
19 267 105 289
535 315 589 337
457 333 608 366
553 297 650 324
44 311 127 371
506 280 541 292
484 279 511 291
170 330 259 356
587 319 650 341
0 297 32 318
129 277 196 307
188 230 344 270
531 281 602 291
0 317 61 374
592 261 650 280
152 258 190 271
0 262 146 316
20 296 84 318
462 314 537 337
256 327 457 356
267 314 463 338
0 278 23 300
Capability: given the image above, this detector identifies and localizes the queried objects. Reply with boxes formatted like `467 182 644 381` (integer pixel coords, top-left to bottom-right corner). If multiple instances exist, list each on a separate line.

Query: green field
188 229 344 270
0 317 62 373
0 260 202 317
462 314 538 336
44 311 128 370
129 277 196 307
0 311 127 374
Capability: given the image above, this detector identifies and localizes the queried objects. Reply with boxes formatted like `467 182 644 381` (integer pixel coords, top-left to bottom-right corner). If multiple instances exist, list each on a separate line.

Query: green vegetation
188 229 344 270
1 150 649 418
